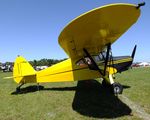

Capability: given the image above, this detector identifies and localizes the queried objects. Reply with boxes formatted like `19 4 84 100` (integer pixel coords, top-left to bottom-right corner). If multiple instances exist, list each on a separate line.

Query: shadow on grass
122 85 131 89
11 80 132 118
11 85 76 95
11 83 130 95
11 85 43 95
72 80 132 118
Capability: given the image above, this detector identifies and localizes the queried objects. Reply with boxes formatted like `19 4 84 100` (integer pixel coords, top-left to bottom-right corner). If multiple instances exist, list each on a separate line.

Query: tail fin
13 56 36 84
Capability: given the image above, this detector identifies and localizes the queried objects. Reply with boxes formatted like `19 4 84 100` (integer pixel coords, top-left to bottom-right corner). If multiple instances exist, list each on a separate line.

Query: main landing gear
83 45 123 95
112 82 123 94
102 78 123 95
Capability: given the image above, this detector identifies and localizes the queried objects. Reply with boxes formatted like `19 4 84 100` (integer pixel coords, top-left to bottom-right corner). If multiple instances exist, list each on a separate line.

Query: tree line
0 58 67 67
29 58 67 67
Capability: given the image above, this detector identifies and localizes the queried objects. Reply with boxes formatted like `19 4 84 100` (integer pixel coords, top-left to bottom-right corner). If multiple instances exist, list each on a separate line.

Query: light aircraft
11 2 145 94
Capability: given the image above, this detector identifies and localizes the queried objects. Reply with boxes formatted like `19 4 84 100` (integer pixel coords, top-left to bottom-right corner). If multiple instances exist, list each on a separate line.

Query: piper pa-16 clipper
12 2 145 94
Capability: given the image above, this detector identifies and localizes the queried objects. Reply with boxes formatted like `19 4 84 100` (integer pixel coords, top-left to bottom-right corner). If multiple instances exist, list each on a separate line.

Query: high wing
58 3 140 62
11 2 144 95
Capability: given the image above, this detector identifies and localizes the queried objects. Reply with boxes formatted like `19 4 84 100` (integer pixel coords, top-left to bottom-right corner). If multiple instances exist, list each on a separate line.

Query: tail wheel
112 82 123 94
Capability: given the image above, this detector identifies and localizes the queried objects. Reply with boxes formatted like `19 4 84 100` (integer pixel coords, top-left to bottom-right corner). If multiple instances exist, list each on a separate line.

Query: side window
76 57 93 67
84 57 92 65
101 51 106 60
98 54 104 61
76 59 86 66
101 49 112 61
93 53 105 63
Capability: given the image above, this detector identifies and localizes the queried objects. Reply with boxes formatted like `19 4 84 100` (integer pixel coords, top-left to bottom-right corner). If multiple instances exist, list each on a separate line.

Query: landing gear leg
16 83 24 93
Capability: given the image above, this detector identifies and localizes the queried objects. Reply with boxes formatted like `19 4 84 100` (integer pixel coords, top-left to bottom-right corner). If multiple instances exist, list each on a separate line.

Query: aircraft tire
112 82 123 94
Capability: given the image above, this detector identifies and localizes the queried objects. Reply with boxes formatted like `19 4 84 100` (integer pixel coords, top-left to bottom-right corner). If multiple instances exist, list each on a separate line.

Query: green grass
0 68 150 120
116 67 150 114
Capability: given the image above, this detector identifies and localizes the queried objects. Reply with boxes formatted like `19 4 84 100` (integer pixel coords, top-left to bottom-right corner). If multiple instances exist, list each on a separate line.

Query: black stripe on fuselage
109 56 132 72
112 61 132 72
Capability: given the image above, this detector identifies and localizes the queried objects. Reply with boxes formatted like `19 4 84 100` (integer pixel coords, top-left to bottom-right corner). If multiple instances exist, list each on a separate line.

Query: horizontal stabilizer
3 76 13 79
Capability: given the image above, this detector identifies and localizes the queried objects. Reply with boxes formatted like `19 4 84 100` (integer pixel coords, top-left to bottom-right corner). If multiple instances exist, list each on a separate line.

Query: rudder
13 56 36 83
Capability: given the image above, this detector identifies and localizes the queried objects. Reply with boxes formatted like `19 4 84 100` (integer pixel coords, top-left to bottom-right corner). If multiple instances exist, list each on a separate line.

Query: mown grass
116 67 150 114
0 67 149 120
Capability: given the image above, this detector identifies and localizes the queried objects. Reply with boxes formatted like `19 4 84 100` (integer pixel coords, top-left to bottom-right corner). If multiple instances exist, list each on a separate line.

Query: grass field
0 67 150 120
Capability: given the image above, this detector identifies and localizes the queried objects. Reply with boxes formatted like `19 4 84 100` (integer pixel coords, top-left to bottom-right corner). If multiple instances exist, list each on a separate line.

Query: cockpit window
76 49 112 66
76 57 92 66
84 57 92 65
92 51 106 64
76 59 86 66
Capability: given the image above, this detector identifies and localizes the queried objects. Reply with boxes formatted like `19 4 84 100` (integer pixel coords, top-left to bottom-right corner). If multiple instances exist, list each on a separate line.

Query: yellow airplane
12 2 145 94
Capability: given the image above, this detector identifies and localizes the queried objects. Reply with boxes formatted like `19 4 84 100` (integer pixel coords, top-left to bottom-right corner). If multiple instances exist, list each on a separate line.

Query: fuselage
35 55 133 83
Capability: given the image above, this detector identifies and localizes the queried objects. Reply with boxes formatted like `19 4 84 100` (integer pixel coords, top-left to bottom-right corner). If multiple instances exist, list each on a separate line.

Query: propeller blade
131 45 137 60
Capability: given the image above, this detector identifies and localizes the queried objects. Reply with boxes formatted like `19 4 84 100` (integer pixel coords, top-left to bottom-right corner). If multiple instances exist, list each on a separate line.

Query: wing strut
83 43 111 76
83 48 104 76
103 43 111 76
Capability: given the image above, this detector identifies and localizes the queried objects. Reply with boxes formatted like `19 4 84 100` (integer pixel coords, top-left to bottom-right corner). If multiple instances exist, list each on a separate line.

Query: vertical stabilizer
13 56 36 83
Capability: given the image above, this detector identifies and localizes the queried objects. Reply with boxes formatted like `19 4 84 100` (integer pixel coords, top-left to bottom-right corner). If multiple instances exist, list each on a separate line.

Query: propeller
131 45 137 61
130 45 137 69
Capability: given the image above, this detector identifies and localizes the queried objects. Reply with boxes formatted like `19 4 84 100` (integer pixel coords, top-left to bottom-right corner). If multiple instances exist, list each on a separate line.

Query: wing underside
58 3 140 61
